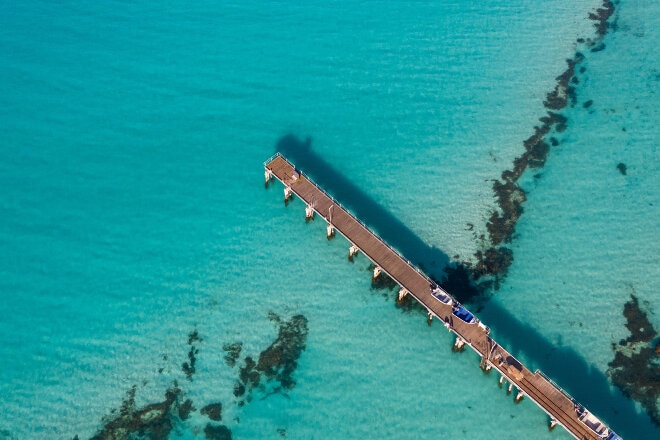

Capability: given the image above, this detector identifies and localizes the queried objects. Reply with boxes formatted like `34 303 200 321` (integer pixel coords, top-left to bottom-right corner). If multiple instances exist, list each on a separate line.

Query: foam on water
0 1 656 439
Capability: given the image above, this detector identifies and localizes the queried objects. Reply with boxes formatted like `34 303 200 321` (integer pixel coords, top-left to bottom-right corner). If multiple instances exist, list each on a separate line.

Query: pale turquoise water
0 1 657 439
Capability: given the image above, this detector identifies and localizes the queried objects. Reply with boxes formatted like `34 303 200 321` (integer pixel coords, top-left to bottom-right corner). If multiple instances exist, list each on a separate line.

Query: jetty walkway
264 153 621 440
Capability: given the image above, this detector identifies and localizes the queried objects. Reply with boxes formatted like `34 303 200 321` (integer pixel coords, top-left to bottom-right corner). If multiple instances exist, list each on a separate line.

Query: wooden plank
264 153 618 440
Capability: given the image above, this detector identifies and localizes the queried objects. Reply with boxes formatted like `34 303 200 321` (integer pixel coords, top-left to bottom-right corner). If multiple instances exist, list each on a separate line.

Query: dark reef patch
471 248 513 290
607 295 659 425
257 314 308 389
233 381 246 398
233 313 309 404
583 99 594 108
204 424 233 440
182 329 202 381
201 403 223 422
487 179 526 246
589 0 615 36
616 162 627 175
91 384 187 440
223 342 243 368
182 346 199 380
188 329 202 345
543 59 577 110
238 356 260 394
179 399 194 421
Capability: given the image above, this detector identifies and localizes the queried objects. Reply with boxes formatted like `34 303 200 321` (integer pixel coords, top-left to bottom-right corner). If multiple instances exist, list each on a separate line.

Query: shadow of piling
271 135 658 439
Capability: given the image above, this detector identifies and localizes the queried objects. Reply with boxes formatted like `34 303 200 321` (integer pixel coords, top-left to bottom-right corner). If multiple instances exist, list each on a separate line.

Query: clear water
0 1 657 439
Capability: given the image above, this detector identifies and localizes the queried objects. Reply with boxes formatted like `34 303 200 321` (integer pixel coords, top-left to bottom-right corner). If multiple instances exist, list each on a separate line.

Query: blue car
452 305 476 324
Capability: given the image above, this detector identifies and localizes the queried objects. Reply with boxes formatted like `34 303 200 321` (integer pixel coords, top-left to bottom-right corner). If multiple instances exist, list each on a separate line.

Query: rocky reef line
446 0 618 297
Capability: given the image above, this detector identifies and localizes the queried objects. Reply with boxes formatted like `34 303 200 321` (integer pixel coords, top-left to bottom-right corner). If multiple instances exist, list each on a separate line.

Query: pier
264 153 621 440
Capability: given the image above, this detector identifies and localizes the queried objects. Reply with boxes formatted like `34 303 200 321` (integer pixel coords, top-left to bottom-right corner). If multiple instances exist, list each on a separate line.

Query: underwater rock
238 357 260 390
91 385 185 440
527 139 550 169
234 314 309 403
182 329 202 380
223 342 243 368
182 345 199 381
201 403 222 422
188 329 203 345
544 59 577 110
472 248 513 284
607 295 659 425
621 295 656 344
487 179 526 247
204 424 232 440
257 314 309 389
233 381 246 397
178 399 194 421
589 0 615 36
617 162 627 175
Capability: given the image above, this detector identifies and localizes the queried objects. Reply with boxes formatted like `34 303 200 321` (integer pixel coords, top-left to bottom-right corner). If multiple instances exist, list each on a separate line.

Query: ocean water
0 1 657 439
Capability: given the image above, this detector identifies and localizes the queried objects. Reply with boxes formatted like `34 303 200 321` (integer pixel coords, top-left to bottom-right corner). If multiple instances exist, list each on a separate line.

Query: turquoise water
0 1 657 439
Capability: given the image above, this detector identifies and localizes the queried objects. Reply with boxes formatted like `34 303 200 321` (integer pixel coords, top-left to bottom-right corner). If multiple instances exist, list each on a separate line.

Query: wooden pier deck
264 153 621 440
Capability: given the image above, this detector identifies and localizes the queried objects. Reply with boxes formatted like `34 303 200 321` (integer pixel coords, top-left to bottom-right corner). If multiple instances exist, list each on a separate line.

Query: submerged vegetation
88 313 308 439
608 295 660 425
90 384 191 440
450 0 619 298
233 313 309 403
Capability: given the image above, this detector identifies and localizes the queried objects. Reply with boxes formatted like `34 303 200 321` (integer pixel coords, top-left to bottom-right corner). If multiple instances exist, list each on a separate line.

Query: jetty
264 153 621 440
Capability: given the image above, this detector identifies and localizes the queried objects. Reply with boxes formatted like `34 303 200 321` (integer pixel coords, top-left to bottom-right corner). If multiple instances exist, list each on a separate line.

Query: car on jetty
575 405 622 440
430 283 453 305
452 304 476 324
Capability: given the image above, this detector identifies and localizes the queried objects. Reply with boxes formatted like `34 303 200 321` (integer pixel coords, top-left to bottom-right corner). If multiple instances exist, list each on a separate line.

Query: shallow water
0 1 657 439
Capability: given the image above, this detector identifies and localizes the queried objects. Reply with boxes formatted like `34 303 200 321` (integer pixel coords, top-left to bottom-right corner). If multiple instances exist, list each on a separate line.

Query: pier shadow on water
481 300 657 440
271 135 657 440
275 134 452 287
